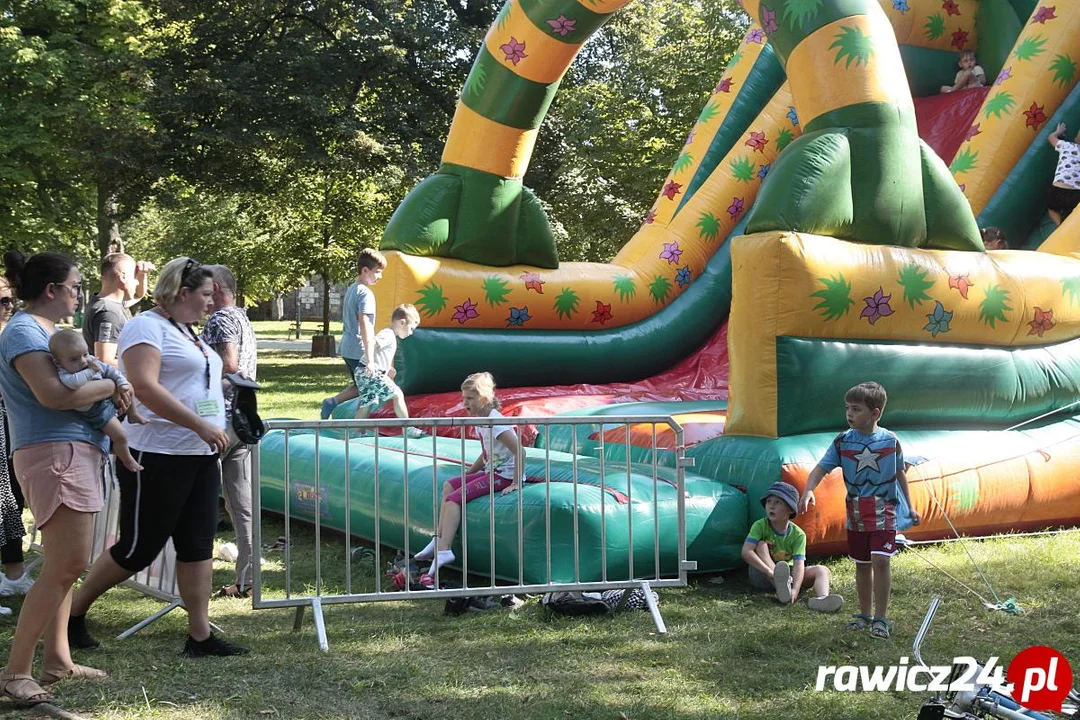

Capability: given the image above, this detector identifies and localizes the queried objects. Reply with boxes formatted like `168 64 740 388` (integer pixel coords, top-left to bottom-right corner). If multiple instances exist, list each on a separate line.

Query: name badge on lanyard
195 398 221 417
163 313 218 417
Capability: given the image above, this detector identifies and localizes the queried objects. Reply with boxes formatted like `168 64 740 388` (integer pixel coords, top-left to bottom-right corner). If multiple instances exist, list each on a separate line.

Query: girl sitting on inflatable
415 372 523 575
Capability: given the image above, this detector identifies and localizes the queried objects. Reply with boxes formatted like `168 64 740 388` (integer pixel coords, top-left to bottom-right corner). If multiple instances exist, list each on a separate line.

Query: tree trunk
321 225 332 335
96 185 123 258
321 270 331 336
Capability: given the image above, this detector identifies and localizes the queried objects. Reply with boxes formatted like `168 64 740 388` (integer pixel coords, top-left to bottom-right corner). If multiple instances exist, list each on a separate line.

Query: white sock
414 538 438 561
430 550 455 572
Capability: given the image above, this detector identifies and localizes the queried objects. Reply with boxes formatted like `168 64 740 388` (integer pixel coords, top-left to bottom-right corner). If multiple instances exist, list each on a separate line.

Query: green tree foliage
0 0 158 260
4 0 749 308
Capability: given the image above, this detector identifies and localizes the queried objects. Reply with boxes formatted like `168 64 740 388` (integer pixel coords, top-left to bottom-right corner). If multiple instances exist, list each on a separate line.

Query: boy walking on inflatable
742 482 843 612
800 382 920 640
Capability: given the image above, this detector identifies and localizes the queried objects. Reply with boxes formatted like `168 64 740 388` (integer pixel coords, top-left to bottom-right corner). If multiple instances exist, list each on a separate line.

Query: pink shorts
13 441 105 528
444 471 514 506
847 529 898 563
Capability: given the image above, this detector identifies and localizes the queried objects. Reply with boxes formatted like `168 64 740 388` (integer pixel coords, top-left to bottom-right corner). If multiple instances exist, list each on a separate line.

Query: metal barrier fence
252 415 697 651
27 461 186 639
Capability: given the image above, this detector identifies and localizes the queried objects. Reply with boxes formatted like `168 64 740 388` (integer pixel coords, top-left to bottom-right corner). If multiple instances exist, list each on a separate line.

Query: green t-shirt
746 518 807 565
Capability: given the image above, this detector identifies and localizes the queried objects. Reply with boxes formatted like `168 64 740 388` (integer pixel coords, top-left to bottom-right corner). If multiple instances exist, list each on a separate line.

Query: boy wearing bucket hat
741 481 843 612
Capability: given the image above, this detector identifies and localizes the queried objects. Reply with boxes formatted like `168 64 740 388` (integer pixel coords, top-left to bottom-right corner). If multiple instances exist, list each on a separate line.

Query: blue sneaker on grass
320 398 337 420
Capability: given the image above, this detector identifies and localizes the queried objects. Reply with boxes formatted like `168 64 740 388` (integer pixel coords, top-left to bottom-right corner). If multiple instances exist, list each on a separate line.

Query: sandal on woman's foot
214 584 250 600
38 663 107 686
869 617 892 640
846 613 871 630
0 672 54 704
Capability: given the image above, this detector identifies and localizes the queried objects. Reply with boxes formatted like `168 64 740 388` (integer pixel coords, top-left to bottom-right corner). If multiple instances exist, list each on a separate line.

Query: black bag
541 591 610 617
226 373 265 445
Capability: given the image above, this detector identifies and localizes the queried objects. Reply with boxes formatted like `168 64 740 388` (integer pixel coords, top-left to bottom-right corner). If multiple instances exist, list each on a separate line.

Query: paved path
257 338 322 352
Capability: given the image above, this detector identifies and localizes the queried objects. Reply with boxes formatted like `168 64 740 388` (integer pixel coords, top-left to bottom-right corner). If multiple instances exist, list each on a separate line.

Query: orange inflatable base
778 427 1080 556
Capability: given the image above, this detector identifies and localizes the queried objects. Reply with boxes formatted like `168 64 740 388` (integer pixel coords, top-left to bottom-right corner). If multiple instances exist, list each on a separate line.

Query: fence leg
293 605 305 631
116 600 183 640
640 581 666 635
310 597 329 653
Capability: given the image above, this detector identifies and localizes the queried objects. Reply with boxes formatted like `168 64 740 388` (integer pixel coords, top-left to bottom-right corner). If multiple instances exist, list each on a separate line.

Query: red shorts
847 529 898 563
444 471 513 506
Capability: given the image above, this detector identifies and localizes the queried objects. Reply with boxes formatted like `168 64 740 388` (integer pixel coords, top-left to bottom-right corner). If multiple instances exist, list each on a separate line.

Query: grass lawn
1 344 1074 719
255 350 344 421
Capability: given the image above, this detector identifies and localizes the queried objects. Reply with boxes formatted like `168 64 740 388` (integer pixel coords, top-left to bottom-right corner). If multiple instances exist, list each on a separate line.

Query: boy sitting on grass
742 481 844 612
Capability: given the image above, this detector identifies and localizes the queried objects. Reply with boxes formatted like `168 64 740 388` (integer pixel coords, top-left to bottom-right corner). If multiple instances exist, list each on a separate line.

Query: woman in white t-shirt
415 372 523 576
68 257 248 658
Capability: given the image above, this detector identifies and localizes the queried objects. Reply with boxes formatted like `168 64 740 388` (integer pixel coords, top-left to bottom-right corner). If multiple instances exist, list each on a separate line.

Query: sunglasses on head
181 257 202 284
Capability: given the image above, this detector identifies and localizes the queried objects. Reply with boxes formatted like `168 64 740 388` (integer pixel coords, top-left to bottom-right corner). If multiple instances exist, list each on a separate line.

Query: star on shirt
852 447 881 472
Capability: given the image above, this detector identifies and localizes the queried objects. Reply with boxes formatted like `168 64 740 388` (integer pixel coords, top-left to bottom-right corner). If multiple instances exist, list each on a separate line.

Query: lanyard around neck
159 311 211 392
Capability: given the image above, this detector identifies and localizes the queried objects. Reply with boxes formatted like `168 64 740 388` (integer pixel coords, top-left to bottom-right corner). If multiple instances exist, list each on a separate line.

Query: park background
2 1 1076 718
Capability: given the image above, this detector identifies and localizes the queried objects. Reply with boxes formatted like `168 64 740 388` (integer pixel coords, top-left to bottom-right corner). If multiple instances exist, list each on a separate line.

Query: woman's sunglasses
0 297 12 307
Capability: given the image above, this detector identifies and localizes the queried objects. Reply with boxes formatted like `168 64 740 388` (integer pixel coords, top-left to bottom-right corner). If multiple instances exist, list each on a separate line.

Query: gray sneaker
773 562 792 604
808 594 845 613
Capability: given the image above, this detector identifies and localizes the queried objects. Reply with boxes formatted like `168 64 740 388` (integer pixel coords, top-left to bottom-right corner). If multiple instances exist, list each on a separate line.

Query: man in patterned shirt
202 265 257 598
799 382 920 641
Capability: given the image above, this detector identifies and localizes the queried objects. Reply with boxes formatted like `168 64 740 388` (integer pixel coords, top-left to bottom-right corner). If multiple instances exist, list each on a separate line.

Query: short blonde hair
153 257 213 307
461 371 501 409
391 303 420 324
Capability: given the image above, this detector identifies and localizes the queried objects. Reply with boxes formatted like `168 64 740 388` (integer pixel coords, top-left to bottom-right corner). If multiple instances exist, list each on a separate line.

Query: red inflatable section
913 86 989 164
386 324 730 428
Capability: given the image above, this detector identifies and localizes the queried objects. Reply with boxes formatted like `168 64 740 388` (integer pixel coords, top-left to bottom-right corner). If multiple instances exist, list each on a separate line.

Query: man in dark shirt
83 253 155 368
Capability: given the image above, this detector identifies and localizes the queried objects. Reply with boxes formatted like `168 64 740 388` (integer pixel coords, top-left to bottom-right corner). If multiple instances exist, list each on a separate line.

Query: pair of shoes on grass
847 614 892 639
772 563 843 612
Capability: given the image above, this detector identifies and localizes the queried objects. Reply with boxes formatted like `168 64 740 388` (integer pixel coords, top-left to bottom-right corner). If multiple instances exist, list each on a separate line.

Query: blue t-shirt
817 427 904 531
0 311 108 453
338 282 376 361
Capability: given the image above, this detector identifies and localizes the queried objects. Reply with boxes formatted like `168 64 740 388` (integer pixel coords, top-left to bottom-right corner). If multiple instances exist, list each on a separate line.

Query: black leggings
109 449 220 572
0 459 24 566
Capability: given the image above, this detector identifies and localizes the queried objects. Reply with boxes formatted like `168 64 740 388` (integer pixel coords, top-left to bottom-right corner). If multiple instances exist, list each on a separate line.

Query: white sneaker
0 605 11 616
0 572 33 597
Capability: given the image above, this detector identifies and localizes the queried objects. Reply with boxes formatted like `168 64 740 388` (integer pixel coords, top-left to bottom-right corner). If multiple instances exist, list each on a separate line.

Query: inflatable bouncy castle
260 0 1080 579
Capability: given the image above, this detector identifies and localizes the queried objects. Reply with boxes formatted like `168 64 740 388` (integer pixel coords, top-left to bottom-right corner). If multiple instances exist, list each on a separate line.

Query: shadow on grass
3 523 1074 719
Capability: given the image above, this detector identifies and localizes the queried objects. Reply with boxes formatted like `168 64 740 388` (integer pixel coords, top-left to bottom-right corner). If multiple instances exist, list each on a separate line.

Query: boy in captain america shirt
799 381 920 641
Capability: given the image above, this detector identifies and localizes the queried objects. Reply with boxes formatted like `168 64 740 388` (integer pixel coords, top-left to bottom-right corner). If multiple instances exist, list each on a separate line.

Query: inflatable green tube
257 430 749 582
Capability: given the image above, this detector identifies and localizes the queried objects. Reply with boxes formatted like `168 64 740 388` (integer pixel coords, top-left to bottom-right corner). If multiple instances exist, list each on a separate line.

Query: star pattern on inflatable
949 273 974 299
1024 103 1047 130
520 273 545 294
499 38 528 65
1028 306 1055 336
545 16 576 36
662 181 682 200
591 301 613 325
1031 6 1057 24
745 131 768 152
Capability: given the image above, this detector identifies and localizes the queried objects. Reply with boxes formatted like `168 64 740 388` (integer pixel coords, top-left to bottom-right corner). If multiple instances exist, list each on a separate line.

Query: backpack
226 373 265 445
